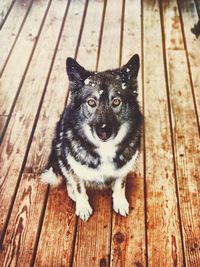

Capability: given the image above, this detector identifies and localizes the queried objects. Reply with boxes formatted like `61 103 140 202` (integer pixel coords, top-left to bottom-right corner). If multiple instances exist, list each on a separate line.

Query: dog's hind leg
112 176 129 216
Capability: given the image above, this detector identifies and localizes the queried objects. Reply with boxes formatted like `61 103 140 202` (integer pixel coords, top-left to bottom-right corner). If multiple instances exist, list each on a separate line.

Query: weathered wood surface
0 0 51 138
143 0 184 266
178 0 200 125
97 0 123 71
0 0 14 28
0 0 32 75
0 0 199 266
161 1 200 265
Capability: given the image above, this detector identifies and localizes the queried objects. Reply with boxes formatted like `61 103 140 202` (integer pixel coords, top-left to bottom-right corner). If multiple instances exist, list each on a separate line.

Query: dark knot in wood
100 257 107 267
113 232 125 244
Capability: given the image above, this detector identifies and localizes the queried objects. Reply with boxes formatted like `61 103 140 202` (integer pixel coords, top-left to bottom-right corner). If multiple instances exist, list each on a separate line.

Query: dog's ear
121 54 140 80
66 57 91 82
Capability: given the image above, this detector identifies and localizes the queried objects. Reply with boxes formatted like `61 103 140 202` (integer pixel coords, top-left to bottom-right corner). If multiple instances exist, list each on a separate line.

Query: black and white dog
41 54 142 221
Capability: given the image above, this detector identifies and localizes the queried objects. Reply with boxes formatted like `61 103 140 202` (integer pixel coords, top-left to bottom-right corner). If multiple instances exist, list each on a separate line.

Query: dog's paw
113 196 129 216
76 201 93 221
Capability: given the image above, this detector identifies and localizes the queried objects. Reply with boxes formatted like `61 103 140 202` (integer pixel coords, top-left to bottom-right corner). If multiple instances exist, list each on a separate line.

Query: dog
40 54 142 221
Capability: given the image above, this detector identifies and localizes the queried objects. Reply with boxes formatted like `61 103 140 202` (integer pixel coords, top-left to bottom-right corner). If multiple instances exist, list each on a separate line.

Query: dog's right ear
66 58 91 82
121 54 140 80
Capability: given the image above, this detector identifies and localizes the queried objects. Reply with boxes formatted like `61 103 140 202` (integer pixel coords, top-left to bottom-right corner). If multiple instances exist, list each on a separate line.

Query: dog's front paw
113 196 129 216
76 201 93 221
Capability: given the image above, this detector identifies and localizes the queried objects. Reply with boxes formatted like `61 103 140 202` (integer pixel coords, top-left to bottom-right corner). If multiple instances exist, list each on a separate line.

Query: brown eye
87 98 97 108
112 98 121 107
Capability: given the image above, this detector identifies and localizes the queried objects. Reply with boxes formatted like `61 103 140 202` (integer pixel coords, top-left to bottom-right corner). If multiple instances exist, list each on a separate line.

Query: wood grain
161 0 184 50
97 0 123 71
0 2 69 265
0 0 14 28
167 50 200 267
0 0 50 136
178 0 200 124
143 0 184 266
161 1 200 265
0 0 32 75
110 1 146 266
77 0 105 71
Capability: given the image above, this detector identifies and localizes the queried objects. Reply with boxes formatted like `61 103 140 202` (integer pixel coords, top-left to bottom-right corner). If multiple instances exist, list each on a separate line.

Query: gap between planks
0 0 15 30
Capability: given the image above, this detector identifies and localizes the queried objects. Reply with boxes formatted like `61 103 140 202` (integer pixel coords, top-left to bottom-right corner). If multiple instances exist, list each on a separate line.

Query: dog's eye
112 98 121 107
87 98 97 108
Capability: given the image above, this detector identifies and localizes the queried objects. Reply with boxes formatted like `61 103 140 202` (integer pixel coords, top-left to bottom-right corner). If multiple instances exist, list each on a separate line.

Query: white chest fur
66 141 138 183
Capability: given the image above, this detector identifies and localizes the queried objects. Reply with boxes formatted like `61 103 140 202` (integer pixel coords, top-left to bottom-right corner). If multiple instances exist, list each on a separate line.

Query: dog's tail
40 167 62 186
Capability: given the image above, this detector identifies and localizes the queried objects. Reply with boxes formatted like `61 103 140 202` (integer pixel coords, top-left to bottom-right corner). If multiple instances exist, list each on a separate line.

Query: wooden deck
0 0 199 266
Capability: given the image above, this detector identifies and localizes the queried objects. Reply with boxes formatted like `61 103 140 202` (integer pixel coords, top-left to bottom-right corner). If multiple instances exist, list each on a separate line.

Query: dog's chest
66 142 138 183
96 144 117 177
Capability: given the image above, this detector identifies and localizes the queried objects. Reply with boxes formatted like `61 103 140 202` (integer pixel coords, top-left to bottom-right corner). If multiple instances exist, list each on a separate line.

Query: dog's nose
95 123 112 141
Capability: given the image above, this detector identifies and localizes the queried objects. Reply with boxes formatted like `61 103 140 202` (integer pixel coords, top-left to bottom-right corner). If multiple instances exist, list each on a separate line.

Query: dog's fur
41 54 142 221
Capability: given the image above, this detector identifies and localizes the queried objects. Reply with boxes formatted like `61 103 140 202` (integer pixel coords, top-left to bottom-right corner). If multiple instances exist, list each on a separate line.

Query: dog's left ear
66 57 91 82
121 54 140 80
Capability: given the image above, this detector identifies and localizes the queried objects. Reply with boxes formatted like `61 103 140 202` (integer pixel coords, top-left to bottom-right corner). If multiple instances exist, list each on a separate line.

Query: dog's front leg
68 172 92 221
112 176 129 216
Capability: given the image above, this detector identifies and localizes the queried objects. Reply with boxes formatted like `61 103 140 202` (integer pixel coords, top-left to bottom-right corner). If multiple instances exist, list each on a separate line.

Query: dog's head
66 55 141 145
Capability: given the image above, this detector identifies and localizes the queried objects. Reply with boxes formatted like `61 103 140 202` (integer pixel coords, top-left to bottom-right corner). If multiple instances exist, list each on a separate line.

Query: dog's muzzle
95 123 113 141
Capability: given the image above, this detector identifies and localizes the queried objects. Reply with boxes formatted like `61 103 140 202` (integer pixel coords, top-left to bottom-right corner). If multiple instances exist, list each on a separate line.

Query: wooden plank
161 0 184 50
168 51 200 267
35 187 75 267
71 1 113 266
76 0 104 70
0 1 68 263
0 0 32 75
178 0 200 124
143 1 184 266
161 1 200 265
110 1 146 266
97 0 123 71
0 0 14 28
0 0 50 137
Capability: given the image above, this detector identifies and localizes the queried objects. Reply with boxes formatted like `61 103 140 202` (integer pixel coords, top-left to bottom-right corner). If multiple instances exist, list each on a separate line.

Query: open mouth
94 123 114 142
